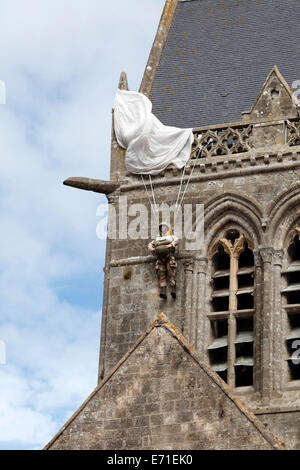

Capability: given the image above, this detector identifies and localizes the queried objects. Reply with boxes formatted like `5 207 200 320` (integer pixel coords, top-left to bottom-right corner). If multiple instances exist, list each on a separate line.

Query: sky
0 0 165 450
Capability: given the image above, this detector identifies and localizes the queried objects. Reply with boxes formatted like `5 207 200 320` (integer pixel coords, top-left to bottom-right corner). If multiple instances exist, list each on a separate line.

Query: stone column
228 251 239 389
253 250 263 395
259 247 274 403
195 257 208 357
273 249 284 397
219 235 245 389
183 258 195 344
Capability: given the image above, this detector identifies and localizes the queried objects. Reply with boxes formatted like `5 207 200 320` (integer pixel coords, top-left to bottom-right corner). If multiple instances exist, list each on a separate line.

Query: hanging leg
156 259 167 299
167 256 177 299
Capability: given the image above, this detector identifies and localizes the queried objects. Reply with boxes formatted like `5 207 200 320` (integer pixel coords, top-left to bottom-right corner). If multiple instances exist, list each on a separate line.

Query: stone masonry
45 316 282 450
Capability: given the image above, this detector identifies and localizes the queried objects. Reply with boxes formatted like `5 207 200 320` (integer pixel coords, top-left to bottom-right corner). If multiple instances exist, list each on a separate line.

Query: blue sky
0 0 164 450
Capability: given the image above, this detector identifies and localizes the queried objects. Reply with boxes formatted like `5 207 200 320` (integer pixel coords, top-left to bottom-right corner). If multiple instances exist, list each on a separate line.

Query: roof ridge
139 0 178 97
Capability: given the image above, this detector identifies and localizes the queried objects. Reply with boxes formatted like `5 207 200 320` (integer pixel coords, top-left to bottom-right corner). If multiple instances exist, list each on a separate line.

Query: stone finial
118 71 129 91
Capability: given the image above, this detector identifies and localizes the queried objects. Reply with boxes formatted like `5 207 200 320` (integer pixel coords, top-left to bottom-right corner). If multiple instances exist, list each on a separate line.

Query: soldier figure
148 223 179 300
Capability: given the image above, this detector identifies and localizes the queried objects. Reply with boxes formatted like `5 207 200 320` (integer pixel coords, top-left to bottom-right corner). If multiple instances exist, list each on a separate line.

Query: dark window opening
235 341 253 359
209 346 228 383
225 229 240 244
288 361 300 381
286 337 300 359
217 370 227 383
284 291 300 305
236 317 253 333
209 346 227 365
288 236 300 263
284 232 300 383
288 313 300 331
286 271 300 285
235 316 254 387
237 293 253 310
211 319 228 339
212 245 230 271
286 314 300 382
235 365 253 387
212 296 229 312
209 320 228 383
271 88 280 99
238 272 254 289
239 243 254 268
213 275 229 291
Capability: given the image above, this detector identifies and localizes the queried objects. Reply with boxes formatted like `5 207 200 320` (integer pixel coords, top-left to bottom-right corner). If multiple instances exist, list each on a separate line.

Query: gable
242 66 299 122
45 316 282 450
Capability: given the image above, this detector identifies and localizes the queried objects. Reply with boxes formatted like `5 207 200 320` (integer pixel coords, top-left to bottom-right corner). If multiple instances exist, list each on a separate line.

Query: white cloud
0 0 165 449
0 306 99 448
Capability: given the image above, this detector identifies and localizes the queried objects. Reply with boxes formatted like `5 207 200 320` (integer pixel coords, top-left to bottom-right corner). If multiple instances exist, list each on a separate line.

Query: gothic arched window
208 230 255 389
282 228 300 383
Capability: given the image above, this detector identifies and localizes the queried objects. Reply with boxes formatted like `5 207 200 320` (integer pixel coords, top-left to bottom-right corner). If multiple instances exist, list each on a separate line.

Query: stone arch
203 192 263 255
267 183 300 248
205 191 264 222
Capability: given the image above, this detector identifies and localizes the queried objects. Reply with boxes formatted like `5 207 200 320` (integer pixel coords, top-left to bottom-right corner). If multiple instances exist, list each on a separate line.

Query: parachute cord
174 163 187 212
140 137 201 232
177 154 199 210
141 174 159 225
149 175 158 215
174 144 202 225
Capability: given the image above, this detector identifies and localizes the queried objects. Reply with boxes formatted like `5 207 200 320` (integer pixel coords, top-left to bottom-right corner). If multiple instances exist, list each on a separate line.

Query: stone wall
100 151 300 373
258 412 300 450
46 318 281 450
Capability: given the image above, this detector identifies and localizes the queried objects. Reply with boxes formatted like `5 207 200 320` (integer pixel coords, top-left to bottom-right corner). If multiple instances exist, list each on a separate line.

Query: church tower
46 0 300 449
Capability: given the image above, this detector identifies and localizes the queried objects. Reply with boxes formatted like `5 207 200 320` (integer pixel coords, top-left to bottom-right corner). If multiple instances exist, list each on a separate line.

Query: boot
160 286 167 299
171 285 176 299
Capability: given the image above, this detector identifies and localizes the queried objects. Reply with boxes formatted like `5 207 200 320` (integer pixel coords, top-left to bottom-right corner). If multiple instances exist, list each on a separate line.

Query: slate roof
150 0 300 128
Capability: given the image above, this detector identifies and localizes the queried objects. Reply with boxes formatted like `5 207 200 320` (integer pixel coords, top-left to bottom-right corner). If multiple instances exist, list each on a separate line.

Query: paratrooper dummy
148 223 178 300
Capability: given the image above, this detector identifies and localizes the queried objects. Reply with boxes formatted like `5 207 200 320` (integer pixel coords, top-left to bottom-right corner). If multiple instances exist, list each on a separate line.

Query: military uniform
148 232 178 299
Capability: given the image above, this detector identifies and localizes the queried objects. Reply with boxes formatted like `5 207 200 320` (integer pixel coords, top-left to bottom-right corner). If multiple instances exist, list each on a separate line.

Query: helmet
159 223 172 236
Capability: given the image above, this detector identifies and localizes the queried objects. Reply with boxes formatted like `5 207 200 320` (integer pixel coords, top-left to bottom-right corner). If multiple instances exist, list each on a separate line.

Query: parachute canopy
114 89 193 175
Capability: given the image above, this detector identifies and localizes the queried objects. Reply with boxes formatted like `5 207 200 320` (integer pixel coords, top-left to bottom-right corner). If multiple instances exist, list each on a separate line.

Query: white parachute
113 89 200 226
114 89 194 175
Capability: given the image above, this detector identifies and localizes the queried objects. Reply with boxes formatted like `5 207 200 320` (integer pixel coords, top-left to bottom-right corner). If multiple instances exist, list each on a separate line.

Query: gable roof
147 0 300 128
242 65 300 122
45 314 283 450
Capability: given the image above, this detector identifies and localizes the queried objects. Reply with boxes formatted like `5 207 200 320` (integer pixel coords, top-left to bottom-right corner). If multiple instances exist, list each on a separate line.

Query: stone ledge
110 254 195 267
253 406 300 415
120 146 300 193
